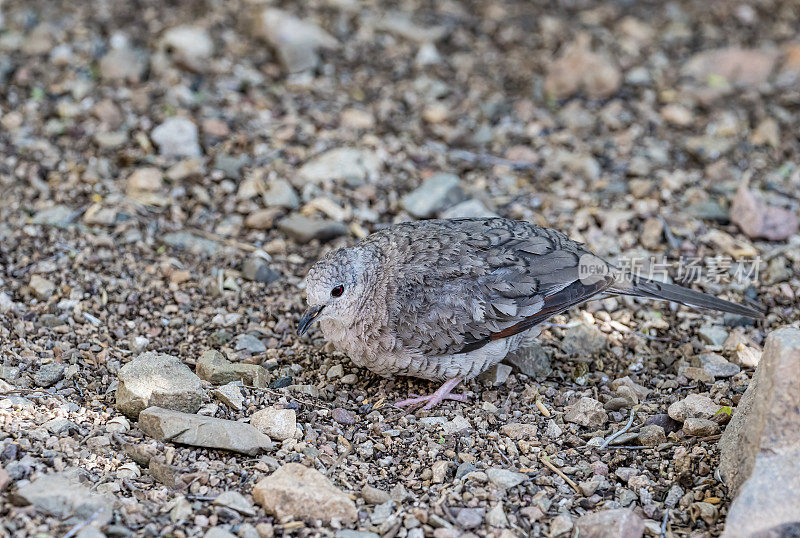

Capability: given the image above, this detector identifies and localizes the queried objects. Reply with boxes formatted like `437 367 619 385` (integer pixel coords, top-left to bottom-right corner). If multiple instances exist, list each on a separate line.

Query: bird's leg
395 378 468 409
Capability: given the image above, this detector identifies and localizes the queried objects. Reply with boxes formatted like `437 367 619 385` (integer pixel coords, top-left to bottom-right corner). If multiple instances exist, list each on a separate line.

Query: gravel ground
1 0 799 537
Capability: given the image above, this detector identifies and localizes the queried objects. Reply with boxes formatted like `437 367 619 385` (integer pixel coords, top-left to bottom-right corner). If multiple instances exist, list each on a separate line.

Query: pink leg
395 378 468 409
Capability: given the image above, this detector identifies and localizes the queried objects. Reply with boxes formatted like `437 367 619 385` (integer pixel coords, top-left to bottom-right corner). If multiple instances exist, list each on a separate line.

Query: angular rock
161 232 219 256
575 508 644 538
116 352 203 419
29 275 56 300
241 257 280 284
33 363 66 387
683 417 720 437
277 214 347 243
565 397 608 427
138 407 272 455
698 325 729 346
32 205 74 227
699 353 740 378
486 468 526 490
263 179 300 209
195 350 268 388
252 9 338 73
252 463 356 523
12 469 113 525
720 328 800 538
667 394 721 423
235 333 266 354
504 341 552 379
250 406 296 441
213 491 256 516
400 173 464 219
213 382 244 410
499 423 538 440
731 184 799 241
296 148 381 187
127 167 163 193
159 25 213 72
562 324 607 355
151 117 201 158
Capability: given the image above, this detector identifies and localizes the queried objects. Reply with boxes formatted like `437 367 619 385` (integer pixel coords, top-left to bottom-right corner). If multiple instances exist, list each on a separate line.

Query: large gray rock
252 463 357 523
196 350 268 388
12 469 114 524
251 406 296 441
504 341 552 379
401 173 464 219
720 328 800 538
565 397 608 427
575 508 644 538
138 407 272 456
116 353 203 419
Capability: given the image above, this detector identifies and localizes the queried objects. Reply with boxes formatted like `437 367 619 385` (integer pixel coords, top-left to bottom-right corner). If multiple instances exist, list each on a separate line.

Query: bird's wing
388 218 614 356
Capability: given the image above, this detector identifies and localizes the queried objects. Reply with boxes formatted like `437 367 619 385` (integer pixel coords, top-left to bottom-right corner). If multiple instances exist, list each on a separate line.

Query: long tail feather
610 276 763 318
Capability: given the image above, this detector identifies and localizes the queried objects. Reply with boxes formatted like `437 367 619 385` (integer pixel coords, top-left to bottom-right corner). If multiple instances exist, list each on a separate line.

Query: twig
600 408 636 449
539 453 581 495
660 509 669 538
61 508 102 538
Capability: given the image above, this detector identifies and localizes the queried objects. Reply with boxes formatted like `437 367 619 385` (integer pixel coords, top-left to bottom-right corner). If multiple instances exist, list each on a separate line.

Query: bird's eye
331 285 344 297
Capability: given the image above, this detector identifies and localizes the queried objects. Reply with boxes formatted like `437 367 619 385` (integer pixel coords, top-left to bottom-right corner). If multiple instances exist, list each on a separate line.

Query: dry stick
539 453 581 495
61 508 103 538
599 408 636 449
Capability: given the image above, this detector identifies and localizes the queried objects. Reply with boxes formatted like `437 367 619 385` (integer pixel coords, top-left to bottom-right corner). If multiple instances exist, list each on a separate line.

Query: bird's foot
395 378 467 409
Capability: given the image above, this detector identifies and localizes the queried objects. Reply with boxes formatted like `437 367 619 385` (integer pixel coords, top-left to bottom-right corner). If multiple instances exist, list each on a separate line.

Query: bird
297 217 762 409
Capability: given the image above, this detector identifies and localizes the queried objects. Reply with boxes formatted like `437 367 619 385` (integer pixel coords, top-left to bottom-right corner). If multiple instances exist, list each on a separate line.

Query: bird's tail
609 275 763 318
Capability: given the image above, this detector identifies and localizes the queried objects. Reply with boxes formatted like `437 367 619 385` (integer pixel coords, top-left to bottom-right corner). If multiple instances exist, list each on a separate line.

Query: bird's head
298 247 368 335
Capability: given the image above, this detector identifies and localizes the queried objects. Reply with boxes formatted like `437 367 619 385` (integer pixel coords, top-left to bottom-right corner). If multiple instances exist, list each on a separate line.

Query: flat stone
138 407 272 455
252 9 338 73
32 205 74 227
116 352 203 419
196 350 268 388
562 324 607 355
442 415 470 435
683 47 779 87
33 363 66 387
241 257 280 284
699 353 740 378
499 422 538 440
486 468 526 490
683 417 720 436
440 199 498 219
252 462 356 523
400 173 464 219
565 397 608 427
250 406 296 441
161 232 219 256
235 333 266 354
719 328 800 537
213 491 256 516
277 214 347 243
574 508 644 538
296 148 380 187
504 341 552 379
12 469 113 525
263 179 299 208
361 484 391 505
151 117 201 158
667 394 721 423
698 325 729 346
213 383 244 410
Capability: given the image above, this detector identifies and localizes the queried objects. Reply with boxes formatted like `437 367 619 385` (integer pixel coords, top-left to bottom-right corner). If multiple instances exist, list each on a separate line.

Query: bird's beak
297 305 325 336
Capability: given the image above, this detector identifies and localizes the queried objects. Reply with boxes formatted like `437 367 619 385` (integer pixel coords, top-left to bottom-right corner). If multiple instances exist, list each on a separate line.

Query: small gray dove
298 218 761 408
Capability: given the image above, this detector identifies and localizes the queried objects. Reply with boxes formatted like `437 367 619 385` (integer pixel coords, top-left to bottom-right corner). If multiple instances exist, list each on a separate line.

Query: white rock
151 117 201 158
251 406 297 441
160 25 213 72
253 9 338 73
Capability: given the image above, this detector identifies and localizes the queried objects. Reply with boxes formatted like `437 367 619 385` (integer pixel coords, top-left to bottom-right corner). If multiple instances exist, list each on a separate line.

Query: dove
298 218 762 409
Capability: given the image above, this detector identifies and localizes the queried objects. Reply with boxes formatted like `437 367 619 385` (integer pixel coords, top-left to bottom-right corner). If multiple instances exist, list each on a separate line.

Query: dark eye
331 285 344 297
